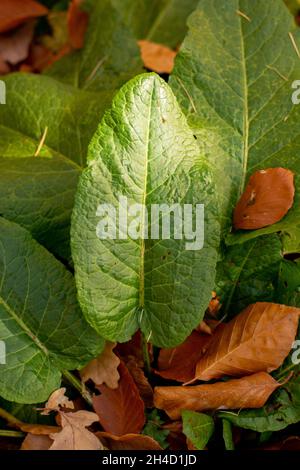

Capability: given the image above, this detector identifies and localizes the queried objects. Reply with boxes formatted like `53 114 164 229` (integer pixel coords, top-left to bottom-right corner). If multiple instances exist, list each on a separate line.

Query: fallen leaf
21 434 53 450
41 387 74 415
27 44 55 72
49 410 102 450
154 372 280 420
233 168 295 230
193 302 300 382
0 56 10 74
138 40 176 74
125 356 153 407
18 423 60 435
196 321 213 335
155 331 211 383
0 0 48 33
116 331 144 366
0 21 35 65
67 0 89 49
93 362 145 436
80 341 120 389
207 291 221 317
162 421 186 451
97 432 162 450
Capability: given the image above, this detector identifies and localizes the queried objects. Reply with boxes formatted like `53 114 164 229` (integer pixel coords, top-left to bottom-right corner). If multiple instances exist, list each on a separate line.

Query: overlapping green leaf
0 217 103 404
170 0 300 249
71 73 219 347
182 410 214 450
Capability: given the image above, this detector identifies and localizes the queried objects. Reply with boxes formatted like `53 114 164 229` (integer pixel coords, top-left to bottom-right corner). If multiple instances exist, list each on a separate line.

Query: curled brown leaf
154 372 280 420
80 341 120 389
233 168 295 230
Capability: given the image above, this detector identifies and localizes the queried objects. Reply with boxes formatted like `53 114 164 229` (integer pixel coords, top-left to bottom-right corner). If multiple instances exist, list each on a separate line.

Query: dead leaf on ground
21 434 53 450
116 331 145 366
0 0 48 33
93 362 145 436
0 21 35 65
155 331 211 383
17 423 60 435
154 372 280 420
49 410 102 450
263 436 300 450
193 302 300 382
41 387 74 415
68 0 89 49
138 40 176 74
233 168 295 230
125 356 153 407
97 432 162 450
207 291 221 317
80 341 120 389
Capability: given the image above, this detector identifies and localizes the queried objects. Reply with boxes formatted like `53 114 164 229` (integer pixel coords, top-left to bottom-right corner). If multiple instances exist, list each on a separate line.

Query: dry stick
0 407 22 427
34 126 48 157
0 430 24 438
289 32 300 59
62 370 93 407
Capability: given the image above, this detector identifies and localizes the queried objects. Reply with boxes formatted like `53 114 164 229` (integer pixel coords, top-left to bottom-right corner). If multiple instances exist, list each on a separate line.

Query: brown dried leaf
138 40 176 74
116 331 145 367
42 387 74 415
0 21 35 65
21 434 53 450
233 168 295 230
18 423 60 435
93 362 145 436
67 0 89 49
49 410 102 450
97 432 162 450
156 331 211 383
154 372 279 420
0 0 48 33
126 356 153 407
80 341 120 389
193 302 300 382
263 436 300 450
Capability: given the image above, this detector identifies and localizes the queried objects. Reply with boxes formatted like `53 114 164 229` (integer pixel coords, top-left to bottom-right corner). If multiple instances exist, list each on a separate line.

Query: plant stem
222 419 235 450
0 430 24 438
141 334 151 376
0 407 22 426
62 370 93 407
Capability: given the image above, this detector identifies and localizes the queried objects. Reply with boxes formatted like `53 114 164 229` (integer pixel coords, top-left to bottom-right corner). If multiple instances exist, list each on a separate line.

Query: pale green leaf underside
170 0 300 249
71 73 219 347
0 218 103 404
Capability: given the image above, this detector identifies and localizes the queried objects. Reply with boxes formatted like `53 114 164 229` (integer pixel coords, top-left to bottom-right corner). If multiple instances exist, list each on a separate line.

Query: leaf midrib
238 0 250 195
138 80 155 309
0 296 49 356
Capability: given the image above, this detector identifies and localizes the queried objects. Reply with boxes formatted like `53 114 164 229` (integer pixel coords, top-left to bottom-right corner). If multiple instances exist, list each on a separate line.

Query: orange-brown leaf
138 40 176 74
0 0 48 33
125 356 153 407
67 0 89 49
93 362 145 436
233 168 295 230
80 341 120 389
21 434 53 450
154 372 279 419
97 432 162 450
0 21 35 65
156 331 211 383
49 410 102 450
194 302 300 382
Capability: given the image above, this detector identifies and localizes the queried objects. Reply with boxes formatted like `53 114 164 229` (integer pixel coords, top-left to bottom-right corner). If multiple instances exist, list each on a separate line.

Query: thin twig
0 430 24 438
34 126 48 157
62 370 93 407
0 407 22 427
236 10 251 22
289 32 300 59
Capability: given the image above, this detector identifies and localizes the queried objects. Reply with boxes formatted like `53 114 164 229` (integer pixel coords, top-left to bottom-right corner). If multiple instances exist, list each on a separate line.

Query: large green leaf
170 0 300 248
216 234 282 317
0 218 103 404
0 156 80 260
71 73 219 347
0 0 143 258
